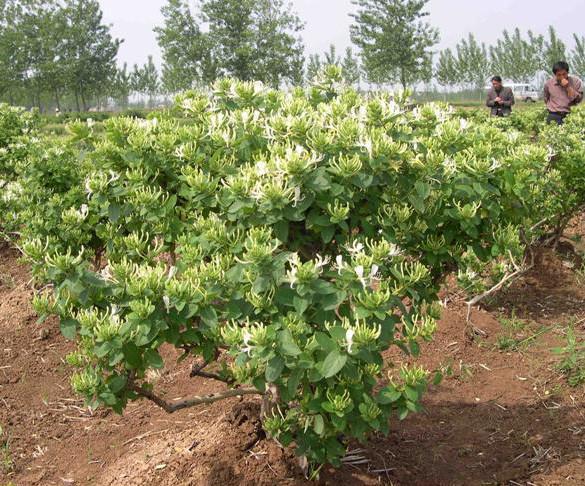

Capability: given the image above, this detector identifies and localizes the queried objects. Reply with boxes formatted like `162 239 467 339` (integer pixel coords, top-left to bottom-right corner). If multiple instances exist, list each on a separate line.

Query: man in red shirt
544 61 584 125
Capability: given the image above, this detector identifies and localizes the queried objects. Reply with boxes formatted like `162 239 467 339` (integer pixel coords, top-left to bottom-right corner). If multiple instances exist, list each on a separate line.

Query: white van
507 83 541 103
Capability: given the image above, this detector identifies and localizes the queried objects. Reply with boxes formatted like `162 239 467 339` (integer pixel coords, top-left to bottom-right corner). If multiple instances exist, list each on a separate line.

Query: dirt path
1 222 585 485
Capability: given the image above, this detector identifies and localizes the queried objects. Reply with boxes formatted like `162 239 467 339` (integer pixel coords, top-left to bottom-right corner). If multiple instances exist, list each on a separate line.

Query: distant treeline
1 0 584 112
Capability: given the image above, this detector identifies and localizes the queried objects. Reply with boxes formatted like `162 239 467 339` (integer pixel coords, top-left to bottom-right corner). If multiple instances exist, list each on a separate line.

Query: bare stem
194 370 234 384
465 250 535 334
131 385 262 413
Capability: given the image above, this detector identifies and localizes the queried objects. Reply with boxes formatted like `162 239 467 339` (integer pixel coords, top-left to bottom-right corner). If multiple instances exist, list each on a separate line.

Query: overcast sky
98 0 585 67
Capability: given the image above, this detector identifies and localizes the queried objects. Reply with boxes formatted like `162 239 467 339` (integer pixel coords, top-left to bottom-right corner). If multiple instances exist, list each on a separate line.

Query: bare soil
1 216 585 486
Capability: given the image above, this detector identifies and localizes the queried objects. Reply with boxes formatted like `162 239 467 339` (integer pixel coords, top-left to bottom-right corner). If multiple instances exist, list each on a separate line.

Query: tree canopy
350 0 439 89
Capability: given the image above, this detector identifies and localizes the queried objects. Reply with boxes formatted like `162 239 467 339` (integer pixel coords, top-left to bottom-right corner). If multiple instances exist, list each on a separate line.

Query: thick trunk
74 91 81 112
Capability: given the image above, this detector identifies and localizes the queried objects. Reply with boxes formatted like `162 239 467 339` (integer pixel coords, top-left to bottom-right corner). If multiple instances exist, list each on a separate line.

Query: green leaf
99 392 117 406
60 318 77 340
279 330 302 356
398 407 409 420
313 414 325 436
108 375 127 393
315 332 337 353
274 220 289 242
287 369 302 396
377 387 402 405
144 349 164 369
200 307 218 327
293 296 309 315
321 290 347 311
415 180 431 200
321 225 335 243
320 350 347 378
108 203 122 223
123 343 142 369
265 356 285 382
312 279 337 295
253 376 266 392
408 194 425 213
328 325 347 342
404 385 419 402
409 340 420 357
95 341 112 358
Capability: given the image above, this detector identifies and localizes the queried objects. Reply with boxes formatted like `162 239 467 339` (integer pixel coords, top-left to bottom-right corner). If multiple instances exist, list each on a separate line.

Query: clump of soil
1 215 585 485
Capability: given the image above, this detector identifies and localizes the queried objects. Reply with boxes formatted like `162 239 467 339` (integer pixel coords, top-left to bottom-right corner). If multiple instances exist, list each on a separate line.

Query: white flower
347 241 364 256
355 265 367 288
85 178 93 197
288 266 298 288
163 295 171 313
108 170 120 183
459 118 469 130
181 98 194 111
370 264 379 279
80 204 89 219
443 158 457 175
360 137 373 158
546 145 556 161
87 118 95 128
242 330 253 355
167 266 177 280
489 160 501 172
335 255 344 275
249 182 265 201
110 305 120 324
285 253 300 288
388 244 403 258
293 186 303 207
100 265 114 281
346 328 355 354
314 254 330 270
256 161 268 176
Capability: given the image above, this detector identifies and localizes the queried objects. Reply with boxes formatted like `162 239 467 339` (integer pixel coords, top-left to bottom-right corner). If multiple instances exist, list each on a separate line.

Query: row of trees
0 0 121 111
155 0 305 91
436 27 585 90
2 0 585 111
0 0 167 111
155 0 437 91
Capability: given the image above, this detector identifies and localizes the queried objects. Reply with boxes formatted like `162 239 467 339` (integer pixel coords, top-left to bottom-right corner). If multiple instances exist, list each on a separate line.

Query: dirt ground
1 216 585 486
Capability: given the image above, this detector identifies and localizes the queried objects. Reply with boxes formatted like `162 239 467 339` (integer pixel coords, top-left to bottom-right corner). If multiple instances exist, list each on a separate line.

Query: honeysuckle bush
2 67 583 469
0 104 40 234
539 105 585 236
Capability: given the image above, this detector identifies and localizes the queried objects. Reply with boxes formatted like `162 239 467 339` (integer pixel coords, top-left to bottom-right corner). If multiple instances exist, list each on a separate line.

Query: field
1 72 585 485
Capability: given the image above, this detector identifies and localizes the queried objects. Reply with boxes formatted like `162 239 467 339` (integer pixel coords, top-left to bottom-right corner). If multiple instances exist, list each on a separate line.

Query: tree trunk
400 68 407 91
80 90 88 112
54 89 61 111
74 91 81 112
